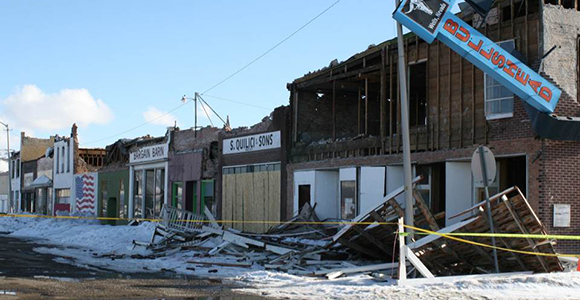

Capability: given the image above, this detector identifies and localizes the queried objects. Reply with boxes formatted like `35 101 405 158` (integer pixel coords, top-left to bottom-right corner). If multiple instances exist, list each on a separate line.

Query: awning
30 175 53 188
524 102 580 141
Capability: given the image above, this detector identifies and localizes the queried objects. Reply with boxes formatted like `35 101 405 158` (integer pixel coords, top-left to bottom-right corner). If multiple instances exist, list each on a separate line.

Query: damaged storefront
287 0 580 253
128 137 169 219
219 107 289 233
168 127 220 216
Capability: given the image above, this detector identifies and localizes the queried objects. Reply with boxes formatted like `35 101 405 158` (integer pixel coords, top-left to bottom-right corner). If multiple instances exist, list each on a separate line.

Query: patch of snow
2 215 580 300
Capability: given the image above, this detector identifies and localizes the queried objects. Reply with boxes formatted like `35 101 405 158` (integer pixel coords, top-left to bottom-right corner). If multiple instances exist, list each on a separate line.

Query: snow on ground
1 215 580 300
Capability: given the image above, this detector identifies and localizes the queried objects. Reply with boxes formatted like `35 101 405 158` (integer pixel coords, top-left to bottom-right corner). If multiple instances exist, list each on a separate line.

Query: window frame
484 39 516 120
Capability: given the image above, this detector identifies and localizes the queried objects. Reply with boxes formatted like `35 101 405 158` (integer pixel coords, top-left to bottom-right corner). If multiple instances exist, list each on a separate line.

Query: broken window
340 180 357 219
484 40 515 119
134 170 143 218
298 185 311 211
408 62 428 126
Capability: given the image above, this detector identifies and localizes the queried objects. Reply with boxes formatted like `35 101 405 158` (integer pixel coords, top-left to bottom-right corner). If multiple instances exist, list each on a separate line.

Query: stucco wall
542 5 580 103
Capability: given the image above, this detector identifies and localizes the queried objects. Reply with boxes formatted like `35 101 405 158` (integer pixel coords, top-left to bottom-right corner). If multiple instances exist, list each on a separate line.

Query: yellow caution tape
1 213 579 258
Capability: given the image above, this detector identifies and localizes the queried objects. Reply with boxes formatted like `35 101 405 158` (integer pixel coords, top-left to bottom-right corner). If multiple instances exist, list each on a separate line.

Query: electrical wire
79 0 343 146
200 0 342 95
197 99 214 127
81 99 192 146
203 94 272 110
198 95 227 125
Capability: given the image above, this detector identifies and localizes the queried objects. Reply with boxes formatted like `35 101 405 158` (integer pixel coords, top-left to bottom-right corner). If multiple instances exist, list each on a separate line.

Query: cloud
142 106 178 127
0 85 114 133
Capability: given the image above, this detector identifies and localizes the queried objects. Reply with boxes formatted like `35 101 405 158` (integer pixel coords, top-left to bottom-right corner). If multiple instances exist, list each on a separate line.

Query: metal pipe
0 121 11 213
478 145 500 273
396 4 414 243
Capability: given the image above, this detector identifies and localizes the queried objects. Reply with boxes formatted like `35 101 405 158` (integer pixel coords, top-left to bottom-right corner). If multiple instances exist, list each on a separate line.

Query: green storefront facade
97 169 130 225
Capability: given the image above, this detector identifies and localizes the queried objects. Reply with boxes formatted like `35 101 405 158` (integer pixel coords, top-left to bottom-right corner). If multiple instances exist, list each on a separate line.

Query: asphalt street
0 235 267 299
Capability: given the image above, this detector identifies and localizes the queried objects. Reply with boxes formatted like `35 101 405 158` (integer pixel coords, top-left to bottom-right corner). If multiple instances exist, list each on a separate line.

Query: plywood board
268 170 281 229
253 171 267 233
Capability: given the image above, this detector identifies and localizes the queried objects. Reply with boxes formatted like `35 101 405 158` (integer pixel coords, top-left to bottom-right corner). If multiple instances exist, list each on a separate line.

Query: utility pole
0 121 11 213
194 92 199 138
397 0 414 243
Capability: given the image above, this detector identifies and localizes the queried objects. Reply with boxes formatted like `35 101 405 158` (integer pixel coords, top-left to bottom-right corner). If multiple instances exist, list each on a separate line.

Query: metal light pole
0 121 11 213
182 94 199 138
397 0 414 243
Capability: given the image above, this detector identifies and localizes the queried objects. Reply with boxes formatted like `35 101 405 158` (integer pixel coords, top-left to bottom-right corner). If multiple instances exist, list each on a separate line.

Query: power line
81 99 192 146
80 0 342 146
203 94 272 110
200 0 343 95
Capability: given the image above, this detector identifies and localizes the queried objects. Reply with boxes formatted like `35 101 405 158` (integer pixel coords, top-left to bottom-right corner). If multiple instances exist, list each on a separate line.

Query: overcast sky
0 0 463 172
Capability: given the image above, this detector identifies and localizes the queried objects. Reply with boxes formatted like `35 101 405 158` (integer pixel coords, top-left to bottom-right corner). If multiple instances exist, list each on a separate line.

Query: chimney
72 123 79 174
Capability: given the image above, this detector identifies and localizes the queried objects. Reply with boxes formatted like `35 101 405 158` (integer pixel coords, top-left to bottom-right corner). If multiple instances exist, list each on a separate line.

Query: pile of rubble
100 179 563 280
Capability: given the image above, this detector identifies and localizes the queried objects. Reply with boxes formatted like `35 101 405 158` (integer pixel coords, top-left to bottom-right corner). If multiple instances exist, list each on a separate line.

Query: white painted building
9 152 20 213
127 138 170 219
52 133 76 215
293 160 508 227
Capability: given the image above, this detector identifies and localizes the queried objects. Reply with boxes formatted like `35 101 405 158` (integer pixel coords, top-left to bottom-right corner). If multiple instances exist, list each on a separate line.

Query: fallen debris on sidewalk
117 182 564 280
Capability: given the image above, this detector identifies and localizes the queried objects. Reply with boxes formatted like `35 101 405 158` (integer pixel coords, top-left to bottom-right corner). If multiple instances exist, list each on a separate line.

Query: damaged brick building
286 1 580 253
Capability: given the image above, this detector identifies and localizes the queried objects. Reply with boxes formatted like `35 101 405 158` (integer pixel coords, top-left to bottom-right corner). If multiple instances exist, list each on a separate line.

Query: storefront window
340 181 357 220
101 180 108 217
134 171 143 218
56 189 71 204
202 180 215 214
155 169 165 218
173 182 183 210
145 170 155 219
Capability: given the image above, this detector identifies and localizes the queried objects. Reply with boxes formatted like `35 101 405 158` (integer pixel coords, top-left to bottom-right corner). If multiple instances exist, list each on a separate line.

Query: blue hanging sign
393 0 561 113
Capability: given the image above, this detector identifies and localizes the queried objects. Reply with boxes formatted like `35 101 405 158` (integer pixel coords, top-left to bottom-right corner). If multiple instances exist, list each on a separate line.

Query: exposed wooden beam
333 81 336 141
502 197 550 272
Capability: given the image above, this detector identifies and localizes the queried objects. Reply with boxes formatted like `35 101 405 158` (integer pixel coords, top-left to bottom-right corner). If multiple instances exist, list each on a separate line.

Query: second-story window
56 147 60 174
61 146 65 173
67 145 70 173
484 40 515 120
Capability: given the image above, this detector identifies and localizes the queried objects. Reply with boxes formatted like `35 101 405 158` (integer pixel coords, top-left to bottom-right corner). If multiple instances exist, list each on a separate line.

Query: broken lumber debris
120 184 563 281
409 187 563 275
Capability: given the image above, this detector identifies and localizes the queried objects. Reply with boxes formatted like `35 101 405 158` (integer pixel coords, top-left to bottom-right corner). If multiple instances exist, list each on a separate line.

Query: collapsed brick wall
542 4 580 103
296 90 359 144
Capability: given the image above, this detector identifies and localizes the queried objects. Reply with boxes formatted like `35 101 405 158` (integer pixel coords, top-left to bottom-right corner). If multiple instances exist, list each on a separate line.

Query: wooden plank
232 173 242 231
253 171 267 233
241 173 252 232
268 170 281 230
333 80 336 141
477 209 527 271
352 224 392 255
436 41 441 149
408 217 479 249
448 47 452 149
188 260 252 268
501 197 550 272
398 218 407 281
365 78 369 135
389 44 394 154
340 237 385 259
406 246 434 278
459 56 463 148
223 230 265 248
380 46 387 143
323 263 400 279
